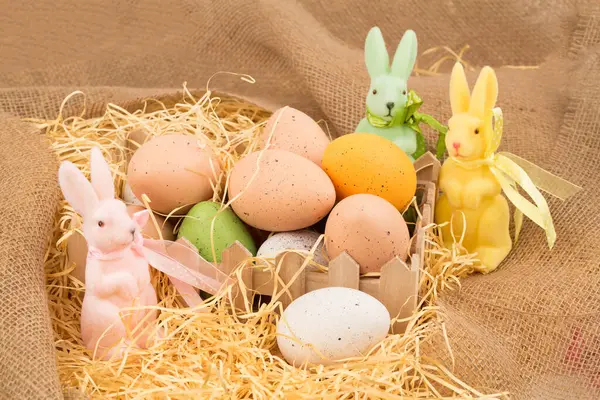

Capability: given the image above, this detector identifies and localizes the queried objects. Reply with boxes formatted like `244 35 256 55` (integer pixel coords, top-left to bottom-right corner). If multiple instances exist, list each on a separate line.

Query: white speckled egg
257 230 328 266
277 287 390 366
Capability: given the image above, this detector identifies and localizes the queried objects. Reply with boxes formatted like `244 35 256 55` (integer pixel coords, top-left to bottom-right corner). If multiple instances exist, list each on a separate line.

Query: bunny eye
97 221 105 228
402 90 407 95
372 89 378 95
474 128 480 135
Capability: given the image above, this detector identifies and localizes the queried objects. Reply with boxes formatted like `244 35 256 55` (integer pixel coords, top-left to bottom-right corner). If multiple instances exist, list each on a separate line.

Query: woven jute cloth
0 1 599 398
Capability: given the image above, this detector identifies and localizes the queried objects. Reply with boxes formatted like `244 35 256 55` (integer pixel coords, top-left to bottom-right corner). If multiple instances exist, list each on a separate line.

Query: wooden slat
252 268 275 295
221 241 253 312
379 257 418 334
328 252 360 289
276 251 307 309
414 152 441 183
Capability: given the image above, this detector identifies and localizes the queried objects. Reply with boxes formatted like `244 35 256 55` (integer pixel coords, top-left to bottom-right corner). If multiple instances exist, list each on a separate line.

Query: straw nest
39 64 506 399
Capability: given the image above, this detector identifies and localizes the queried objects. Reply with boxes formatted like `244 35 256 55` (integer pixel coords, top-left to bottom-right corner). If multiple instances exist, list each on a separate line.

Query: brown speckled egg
228 149 335 231
260 107 330 165
325 194 410 274
127 135 221 214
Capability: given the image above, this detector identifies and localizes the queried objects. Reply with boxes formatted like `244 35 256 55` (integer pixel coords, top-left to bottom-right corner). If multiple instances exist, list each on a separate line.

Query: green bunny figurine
356 27 447 161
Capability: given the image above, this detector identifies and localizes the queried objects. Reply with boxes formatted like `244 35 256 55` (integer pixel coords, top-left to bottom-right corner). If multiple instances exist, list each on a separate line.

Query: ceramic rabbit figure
59 148 159 360
356 27 419 160
435 63 512 273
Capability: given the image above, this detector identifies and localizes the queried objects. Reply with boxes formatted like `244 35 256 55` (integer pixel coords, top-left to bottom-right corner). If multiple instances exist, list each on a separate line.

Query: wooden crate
218 152 440 334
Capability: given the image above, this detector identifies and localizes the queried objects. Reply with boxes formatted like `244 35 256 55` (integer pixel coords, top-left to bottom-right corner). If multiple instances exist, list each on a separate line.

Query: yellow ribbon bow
452 108 582 249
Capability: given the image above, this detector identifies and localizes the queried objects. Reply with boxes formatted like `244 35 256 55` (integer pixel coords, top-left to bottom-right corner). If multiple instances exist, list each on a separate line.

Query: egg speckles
127 134 221 214
257 230 327 266
277 287 390 366
322 133 416 210
325 194 410 274
228 149 335 231
260 107 330 165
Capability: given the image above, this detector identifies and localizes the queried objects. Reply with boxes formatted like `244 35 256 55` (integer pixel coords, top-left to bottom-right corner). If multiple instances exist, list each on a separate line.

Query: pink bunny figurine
59 147 159 360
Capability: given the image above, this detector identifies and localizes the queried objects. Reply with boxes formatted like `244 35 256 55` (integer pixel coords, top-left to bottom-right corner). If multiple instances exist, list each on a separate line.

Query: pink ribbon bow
89 233 232 310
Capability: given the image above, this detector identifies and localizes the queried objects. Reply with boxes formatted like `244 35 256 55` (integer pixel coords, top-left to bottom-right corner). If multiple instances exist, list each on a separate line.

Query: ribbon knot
452 107 582 249
365 89 448 159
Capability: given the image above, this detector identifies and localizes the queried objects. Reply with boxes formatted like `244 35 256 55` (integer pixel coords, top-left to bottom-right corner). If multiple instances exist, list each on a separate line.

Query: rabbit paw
95 272 139 299
462 184 484 209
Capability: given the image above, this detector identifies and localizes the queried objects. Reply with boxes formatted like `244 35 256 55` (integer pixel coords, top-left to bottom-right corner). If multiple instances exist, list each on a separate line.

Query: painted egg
177 201 256 263
228 149 335 231
66 206 175 283
127 134 221 214
277 287 390 366
260 107 330 165
325 194 410 274
257 230 327 266
322 133 416 211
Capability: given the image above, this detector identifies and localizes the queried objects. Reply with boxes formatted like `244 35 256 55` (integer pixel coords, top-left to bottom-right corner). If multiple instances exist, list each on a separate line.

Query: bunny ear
58 161 98 217
469 66 498 118
449 62 471 115
391 29 417 80
132 210 150 229
90 147 115 201
365 27 390 78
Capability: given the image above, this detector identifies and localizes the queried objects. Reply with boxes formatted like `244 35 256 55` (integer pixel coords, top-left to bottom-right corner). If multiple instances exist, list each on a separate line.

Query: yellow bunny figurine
435 63 512 273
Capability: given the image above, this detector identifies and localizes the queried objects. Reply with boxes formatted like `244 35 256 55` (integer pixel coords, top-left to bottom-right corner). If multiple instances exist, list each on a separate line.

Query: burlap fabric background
1 1 599 398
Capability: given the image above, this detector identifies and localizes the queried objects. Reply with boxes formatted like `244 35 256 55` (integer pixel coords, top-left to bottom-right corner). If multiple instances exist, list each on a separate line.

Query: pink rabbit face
83 199 143 253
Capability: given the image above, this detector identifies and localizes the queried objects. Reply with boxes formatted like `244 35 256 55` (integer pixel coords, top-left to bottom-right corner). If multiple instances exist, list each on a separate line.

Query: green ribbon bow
366 90 448 160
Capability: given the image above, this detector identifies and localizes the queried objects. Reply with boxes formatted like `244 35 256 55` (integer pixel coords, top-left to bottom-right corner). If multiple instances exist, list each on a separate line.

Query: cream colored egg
228 149 335 231
260 107 330 165
127 134 221 214
325 194 410 274
277 287 390 366
257 230 328 266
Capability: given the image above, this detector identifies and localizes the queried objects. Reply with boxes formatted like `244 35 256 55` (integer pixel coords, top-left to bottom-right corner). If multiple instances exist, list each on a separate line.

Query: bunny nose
130 228 136 236
386 102 394 110
453 142 461 150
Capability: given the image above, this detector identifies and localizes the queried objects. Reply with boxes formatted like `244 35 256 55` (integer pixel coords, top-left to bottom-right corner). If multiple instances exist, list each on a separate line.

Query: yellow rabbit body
435 63 512 273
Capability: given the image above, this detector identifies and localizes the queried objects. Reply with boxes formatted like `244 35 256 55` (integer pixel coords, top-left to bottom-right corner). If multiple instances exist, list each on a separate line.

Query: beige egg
66 206 175 283
325 194 410 274
260 107 330 165
228 149 335 231
127 134 221 214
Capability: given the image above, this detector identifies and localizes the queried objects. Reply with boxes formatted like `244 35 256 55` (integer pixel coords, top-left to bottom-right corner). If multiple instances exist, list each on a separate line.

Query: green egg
177 201 257 263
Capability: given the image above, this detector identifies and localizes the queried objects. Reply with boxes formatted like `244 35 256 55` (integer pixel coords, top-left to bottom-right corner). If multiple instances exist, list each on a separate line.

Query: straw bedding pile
38 79 504 398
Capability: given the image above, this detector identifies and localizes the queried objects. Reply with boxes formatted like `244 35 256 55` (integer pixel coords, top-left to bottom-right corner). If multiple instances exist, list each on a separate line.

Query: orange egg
322 133 416 210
